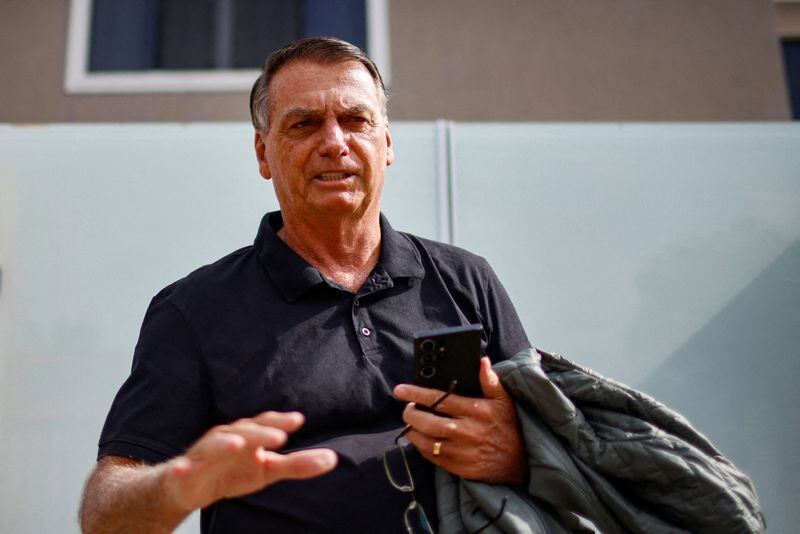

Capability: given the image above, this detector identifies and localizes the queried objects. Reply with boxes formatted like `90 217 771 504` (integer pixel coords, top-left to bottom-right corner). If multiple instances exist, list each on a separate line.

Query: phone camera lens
421 353 434 365
420 366 436 379
420 339 436 352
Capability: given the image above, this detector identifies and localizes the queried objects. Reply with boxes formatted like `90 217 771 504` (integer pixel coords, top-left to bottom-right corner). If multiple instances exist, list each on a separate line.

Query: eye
343 115 371 129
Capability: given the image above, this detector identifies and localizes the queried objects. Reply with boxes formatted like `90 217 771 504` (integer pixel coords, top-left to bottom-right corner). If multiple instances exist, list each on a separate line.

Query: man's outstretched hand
81 411 337 533
162 411 338 512
394 357 526 486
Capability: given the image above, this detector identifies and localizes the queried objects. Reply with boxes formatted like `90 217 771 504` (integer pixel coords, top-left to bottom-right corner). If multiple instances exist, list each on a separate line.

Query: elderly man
79 37 529 533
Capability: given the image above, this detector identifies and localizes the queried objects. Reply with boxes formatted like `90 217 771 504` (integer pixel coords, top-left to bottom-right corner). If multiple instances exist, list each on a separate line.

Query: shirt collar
377 213 425 281
254 211 425 302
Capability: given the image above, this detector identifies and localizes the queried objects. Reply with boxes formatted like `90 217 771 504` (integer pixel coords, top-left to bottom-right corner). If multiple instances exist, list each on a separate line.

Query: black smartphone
413 324 483 398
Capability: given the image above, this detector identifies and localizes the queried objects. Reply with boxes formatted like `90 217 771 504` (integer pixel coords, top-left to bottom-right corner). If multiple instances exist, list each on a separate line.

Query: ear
254 131 271 180
385 123 394 167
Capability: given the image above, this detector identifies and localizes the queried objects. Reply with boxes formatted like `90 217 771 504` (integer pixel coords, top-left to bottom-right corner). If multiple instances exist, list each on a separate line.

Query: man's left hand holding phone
393 325 528 485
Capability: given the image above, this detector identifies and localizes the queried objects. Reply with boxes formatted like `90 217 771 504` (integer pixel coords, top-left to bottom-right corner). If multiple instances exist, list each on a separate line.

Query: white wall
1 123 797 532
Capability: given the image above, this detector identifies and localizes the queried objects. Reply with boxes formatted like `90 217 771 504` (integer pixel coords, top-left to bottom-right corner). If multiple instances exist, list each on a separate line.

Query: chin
310 194 373 217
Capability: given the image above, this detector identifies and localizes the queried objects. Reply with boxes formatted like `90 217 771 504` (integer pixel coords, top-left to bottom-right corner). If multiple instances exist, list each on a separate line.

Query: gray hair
249 36 388 132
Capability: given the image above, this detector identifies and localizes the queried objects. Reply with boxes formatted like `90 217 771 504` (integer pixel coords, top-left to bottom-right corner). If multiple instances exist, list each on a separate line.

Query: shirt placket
352 271 394 354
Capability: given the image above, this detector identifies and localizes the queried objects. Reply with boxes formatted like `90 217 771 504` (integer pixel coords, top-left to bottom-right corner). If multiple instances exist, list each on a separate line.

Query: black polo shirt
98 211 529 533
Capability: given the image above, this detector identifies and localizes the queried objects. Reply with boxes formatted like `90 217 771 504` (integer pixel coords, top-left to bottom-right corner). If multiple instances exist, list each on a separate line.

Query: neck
278 210 382 292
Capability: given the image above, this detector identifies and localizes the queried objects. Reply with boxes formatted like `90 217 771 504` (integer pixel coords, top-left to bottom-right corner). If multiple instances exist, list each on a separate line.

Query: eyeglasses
383 435 435 533
383 381 507 534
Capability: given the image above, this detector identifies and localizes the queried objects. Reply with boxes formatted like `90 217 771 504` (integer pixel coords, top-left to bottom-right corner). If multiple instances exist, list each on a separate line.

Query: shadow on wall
639 237 800 534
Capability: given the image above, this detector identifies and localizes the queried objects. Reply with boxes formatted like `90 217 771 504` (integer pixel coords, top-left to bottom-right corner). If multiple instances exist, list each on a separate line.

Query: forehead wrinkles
266 61 385 127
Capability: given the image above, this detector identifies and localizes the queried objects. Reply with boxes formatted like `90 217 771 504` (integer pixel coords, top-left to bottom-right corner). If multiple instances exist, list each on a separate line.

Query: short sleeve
98 289 211 464
478 258 531 363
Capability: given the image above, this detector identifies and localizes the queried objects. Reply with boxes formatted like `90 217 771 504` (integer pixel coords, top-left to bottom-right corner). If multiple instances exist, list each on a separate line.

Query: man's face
255 60 393 223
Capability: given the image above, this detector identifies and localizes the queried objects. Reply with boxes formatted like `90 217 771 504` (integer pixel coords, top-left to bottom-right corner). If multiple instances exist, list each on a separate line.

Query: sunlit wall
1 122 797 532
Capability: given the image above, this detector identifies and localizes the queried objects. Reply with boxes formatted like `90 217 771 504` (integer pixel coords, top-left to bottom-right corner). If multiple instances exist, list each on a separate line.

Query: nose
317 119 350 159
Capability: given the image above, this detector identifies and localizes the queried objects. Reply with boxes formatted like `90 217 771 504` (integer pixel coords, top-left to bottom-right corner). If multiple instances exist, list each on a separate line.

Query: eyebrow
282 107 319 119
282 104 373 120
341 104 371 116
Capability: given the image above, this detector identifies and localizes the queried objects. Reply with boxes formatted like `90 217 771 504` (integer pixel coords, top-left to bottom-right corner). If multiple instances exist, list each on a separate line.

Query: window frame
64 0 391 94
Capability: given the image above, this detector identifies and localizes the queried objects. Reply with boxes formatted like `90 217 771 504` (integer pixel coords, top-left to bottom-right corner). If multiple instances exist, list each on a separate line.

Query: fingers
401 403 472 442
192 411 306 461
251 411 305 433
170 425 285 486
404 429 444 463
478 356 507 400
402 430 475 478
257 448 338 484
405 429 450 461
163 411 336 510
394 384 486 418
200 421 288 457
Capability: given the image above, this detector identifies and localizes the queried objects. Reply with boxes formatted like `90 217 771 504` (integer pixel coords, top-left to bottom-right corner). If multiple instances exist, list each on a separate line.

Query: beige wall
0 0 791 123
776 1 800 37
389 0 790 120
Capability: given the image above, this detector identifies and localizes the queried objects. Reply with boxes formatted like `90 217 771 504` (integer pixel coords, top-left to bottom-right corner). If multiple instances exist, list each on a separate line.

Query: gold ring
433 441 442 457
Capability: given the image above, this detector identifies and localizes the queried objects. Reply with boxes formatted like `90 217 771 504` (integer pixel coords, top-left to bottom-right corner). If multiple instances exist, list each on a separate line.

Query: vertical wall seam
435 119 457 245
447 120 457 246
435 119 451 244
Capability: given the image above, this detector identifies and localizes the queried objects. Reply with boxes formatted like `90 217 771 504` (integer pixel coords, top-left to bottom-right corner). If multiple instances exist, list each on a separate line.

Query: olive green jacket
436 348 765 533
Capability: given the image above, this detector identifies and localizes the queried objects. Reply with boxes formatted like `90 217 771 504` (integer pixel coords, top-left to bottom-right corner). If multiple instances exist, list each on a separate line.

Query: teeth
318 173 350 181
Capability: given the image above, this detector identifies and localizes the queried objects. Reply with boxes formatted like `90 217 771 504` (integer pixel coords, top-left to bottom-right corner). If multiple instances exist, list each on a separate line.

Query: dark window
88 0 367 72
782 40 800 120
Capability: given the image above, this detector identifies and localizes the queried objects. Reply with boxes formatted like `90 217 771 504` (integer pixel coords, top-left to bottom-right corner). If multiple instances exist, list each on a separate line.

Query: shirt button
361 327 371 337
354 299 360 307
